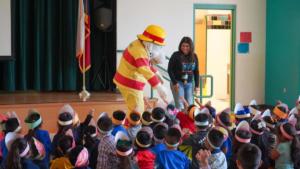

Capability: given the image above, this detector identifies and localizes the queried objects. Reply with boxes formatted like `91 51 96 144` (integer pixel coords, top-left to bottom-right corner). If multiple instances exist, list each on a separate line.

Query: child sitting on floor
50 135 74 169
249 113 271 169
24 109 51 169
141 111 153 127
111 110 127 136
151 122 168 155
229 121 252 169
115 131 138 169
52 109 78 157
236 143 262 169
5 138 39 169
135 126 156 169
179 109 211 169
125 111 142 141
155 125 190 169
198 126 227 169
83 125 99 169
271 122 300 169
96 113 119 169
1 112 22 160
215 108 235 163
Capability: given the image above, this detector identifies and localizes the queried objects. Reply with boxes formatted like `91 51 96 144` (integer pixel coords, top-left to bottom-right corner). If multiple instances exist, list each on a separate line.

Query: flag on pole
76 0 91 73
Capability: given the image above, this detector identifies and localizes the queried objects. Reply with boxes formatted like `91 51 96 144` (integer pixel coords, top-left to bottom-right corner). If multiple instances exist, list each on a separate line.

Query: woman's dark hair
178 36 195 62
237 143 262 169
278 123 300 168
6 138 28 169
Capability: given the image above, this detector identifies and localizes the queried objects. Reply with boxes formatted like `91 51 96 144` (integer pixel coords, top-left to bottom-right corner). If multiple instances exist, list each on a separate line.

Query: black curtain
0 0 116 92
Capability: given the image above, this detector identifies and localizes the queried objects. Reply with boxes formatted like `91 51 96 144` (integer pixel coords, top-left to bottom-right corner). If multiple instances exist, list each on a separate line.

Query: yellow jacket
114 40 160 91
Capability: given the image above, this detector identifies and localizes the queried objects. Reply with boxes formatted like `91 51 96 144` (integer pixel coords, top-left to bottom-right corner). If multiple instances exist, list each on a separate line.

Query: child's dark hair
84 125 97 137
152 107 165 121
130 112 141 122
25 113 43 139
97 116 113 132
277 106 288 113
142 111 152 125
219 112 231 127
26 112 42 129
113 110 126 121
235 130 252 141
135 131 152 150
83 125 97 145
278 123 300 168
57 112 73 135
6 138 28 169
263 116 275 128
166 127 181 145
250 119 265 134
5 118 20 133
207 128 224 149
237 143 262 169
194 113 210 130
153 123 168 141
233 130 252 155
55 135 73 158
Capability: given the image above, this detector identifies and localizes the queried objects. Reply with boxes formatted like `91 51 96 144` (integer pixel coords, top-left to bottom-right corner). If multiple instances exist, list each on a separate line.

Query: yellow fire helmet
137 24 166 46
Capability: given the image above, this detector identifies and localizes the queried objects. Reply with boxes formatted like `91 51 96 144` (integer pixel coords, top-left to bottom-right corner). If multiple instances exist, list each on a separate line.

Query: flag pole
79 50 90 101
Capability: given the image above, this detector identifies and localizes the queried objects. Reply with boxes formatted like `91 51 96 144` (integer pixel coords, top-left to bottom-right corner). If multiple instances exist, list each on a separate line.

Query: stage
0 91 127 133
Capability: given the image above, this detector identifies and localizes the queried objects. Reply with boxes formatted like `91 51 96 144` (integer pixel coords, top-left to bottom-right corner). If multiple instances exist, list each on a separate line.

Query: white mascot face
143 41 164 64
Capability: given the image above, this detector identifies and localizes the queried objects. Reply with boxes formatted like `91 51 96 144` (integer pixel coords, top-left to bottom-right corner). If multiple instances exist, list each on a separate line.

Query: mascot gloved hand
156 84 168 104
113 24 167 116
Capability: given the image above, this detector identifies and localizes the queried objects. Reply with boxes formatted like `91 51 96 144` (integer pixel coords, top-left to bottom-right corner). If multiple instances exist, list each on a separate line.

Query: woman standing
168 37 199 110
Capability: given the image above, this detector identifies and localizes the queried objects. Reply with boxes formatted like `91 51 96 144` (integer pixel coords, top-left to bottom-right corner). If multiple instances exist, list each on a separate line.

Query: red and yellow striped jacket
113 40 160 91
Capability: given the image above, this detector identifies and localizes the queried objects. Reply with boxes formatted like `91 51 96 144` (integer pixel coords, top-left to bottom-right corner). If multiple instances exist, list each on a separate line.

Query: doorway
194 4 236 111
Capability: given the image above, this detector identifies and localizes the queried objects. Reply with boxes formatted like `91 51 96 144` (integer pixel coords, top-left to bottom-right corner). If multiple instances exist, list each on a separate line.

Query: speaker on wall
94 7 112 31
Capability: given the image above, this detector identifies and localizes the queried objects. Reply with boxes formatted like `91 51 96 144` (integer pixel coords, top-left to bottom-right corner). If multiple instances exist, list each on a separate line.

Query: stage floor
0 91 124 105
0 91 127 133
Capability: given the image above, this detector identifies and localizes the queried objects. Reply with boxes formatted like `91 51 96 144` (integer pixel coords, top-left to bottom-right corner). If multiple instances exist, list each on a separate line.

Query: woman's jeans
170 81 193 110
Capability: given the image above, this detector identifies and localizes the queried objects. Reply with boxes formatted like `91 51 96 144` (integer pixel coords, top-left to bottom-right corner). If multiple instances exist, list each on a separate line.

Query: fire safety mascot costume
113 24 168 117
